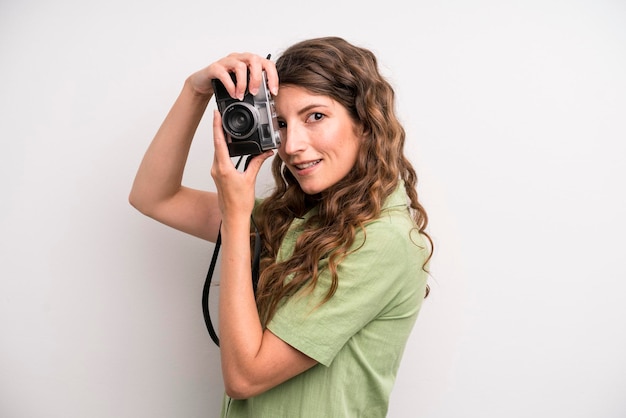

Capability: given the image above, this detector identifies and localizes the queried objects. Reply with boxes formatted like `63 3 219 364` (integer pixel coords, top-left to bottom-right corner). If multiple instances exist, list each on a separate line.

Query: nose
281 125 307 156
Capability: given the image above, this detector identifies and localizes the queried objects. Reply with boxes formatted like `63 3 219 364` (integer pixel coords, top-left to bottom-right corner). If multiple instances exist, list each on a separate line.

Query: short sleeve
266 210 428 366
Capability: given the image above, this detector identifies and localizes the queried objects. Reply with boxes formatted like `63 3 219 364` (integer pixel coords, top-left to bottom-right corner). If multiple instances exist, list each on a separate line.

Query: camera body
212 71 281 157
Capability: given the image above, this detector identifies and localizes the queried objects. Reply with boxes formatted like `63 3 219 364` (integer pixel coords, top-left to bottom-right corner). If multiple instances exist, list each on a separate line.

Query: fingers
262 62 279 96
211 109 274 217
245 150 275 178
189 52 279 100
211 109 273 178
213 53 278 100
211 110 230 168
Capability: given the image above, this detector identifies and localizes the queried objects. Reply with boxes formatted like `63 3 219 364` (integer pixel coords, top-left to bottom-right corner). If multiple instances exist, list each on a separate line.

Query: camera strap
201 155 261 347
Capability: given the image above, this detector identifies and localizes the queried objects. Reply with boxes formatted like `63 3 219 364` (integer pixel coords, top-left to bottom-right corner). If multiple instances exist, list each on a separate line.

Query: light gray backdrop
1 0 625 417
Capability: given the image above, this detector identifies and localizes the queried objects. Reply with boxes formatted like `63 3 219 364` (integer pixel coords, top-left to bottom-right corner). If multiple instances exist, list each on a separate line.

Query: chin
298 182 326 196
301 187 323 196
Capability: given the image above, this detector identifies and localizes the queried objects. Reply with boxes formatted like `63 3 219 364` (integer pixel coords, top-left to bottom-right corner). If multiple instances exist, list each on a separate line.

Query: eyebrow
296 103 331 117
276 102 333 120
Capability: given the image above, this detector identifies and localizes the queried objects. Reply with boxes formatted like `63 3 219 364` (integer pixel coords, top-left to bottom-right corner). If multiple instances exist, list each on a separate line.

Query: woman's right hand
129 52 279 243
187 52 279 100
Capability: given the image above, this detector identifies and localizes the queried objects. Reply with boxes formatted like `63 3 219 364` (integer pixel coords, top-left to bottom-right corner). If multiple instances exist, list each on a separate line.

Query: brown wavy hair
253 36 432 326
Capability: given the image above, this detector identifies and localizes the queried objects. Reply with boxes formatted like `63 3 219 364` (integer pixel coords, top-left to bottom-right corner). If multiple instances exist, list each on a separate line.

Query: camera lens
222 103 258 139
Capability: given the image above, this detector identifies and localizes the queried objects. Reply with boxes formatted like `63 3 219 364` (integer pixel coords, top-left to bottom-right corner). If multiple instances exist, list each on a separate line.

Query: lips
294 160 321 170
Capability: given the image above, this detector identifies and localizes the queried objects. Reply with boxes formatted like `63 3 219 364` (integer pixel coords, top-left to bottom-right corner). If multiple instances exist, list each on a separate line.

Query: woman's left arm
210 107 317 400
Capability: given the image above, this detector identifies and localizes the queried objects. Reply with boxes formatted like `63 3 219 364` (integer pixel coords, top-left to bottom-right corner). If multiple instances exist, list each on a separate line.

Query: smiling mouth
294 160 321 170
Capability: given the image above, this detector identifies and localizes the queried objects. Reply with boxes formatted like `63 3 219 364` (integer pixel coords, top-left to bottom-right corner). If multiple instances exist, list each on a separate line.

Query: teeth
295 160 320 170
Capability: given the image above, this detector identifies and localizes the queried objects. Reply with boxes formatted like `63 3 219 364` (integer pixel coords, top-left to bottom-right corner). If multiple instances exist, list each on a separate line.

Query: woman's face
274 85 362 195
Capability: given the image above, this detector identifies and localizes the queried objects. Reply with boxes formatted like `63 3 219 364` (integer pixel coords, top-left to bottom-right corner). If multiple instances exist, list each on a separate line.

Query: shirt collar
382 180 409 210
299 180 408 221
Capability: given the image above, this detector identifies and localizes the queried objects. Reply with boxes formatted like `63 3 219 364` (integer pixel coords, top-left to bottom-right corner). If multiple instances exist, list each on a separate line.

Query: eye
277 120 287 129
306 112 324 123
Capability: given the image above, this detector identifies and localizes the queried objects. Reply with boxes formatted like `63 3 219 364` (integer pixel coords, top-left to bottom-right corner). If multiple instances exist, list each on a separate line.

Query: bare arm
128 77 222 241
210 106 317 399
204 54 317 399
130 52 316 397
128 52 279 242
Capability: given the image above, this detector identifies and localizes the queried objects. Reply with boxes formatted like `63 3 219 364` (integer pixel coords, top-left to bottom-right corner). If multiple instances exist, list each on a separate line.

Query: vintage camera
212 71 281 157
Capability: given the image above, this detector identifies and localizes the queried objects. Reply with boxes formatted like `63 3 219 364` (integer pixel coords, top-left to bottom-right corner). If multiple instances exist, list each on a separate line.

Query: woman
129 36 432 418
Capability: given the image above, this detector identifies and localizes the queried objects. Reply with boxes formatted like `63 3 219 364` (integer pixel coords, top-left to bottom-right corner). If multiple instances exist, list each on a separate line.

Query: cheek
277 144 288 162
339 134 362 163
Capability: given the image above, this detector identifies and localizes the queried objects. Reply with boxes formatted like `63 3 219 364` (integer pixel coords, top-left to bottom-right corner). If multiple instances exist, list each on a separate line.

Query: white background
1 0 625 417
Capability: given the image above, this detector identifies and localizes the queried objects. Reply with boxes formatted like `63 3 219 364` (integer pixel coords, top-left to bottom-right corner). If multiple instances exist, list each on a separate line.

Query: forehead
274 85 336 115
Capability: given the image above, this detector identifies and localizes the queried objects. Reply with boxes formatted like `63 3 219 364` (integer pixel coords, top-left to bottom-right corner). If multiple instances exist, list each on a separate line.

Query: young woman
129 36 432 418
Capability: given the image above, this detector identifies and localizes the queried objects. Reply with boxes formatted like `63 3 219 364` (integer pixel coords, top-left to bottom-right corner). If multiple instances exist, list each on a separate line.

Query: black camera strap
202 155 261 347
202 227 222 346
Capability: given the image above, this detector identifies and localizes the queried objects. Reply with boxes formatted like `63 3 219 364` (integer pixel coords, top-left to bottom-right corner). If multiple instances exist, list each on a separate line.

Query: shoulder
355 184 426 256
356 209 427 264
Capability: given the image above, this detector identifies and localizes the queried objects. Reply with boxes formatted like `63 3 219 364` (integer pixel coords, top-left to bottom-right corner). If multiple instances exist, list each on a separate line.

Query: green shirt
221 183 429 418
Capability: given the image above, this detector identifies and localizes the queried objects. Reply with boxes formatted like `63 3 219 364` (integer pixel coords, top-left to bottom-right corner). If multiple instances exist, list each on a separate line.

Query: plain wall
1 0 625 417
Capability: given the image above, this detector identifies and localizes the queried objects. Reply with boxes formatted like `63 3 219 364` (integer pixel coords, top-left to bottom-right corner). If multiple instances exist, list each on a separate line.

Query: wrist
220 213 251 234
184 76 214 101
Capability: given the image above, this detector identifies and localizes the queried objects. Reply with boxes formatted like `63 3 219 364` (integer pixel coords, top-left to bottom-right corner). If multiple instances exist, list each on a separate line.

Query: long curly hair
253 36 432 326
